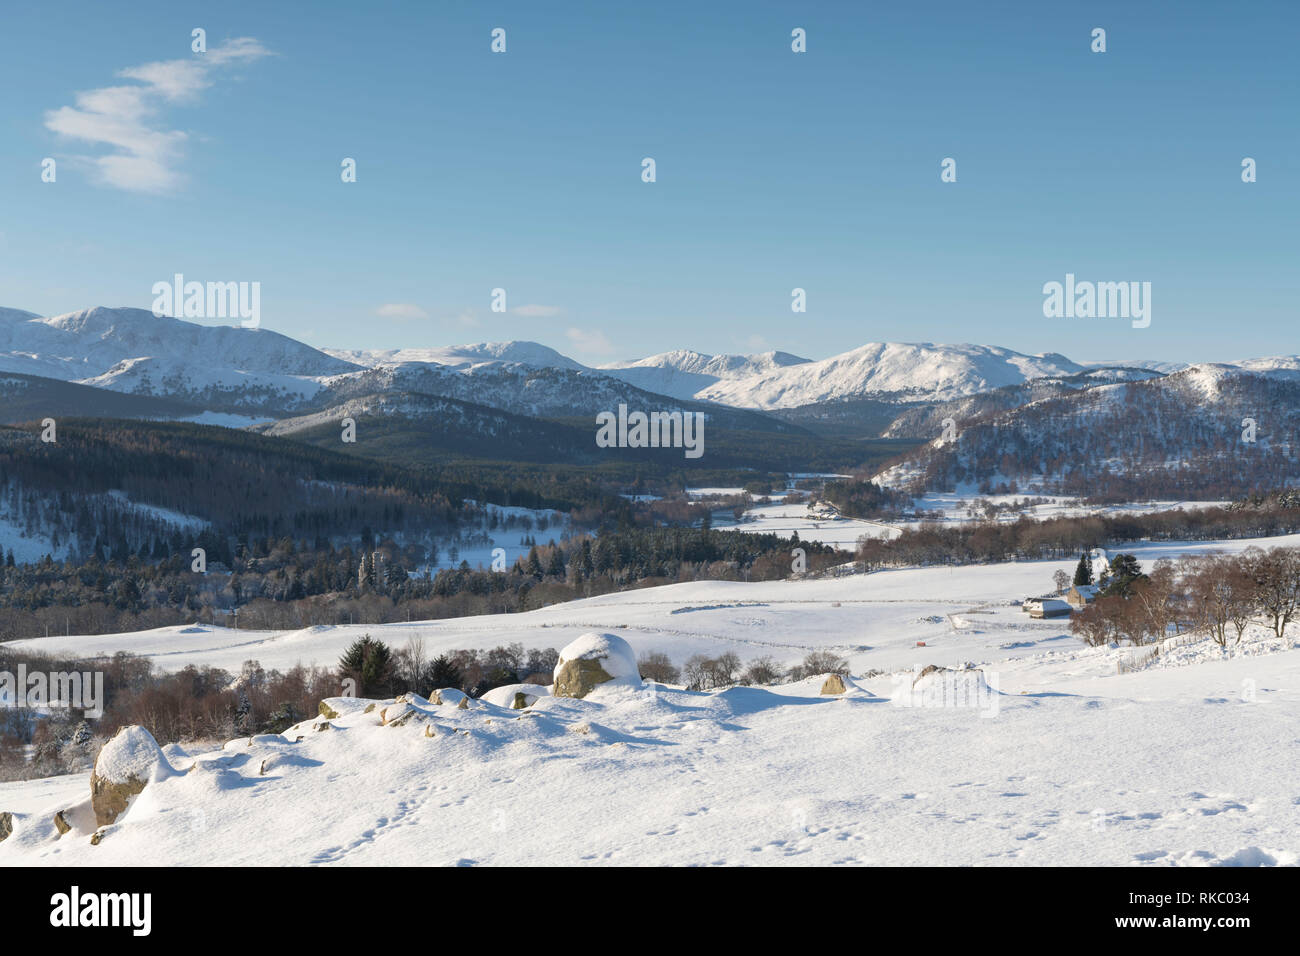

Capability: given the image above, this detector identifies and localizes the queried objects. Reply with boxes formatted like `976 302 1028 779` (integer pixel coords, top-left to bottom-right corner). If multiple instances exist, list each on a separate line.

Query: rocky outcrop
0 811 12 843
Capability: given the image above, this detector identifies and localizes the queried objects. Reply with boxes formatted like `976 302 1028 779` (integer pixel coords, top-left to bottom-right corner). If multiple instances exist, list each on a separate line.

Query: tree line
1071 547 1300 648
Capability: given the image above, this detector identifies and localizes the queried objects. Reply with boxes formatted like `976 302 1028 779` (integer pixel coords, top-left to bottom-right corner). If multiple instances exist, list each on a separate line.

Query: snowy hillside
0 307 359 412
875 363 1300 499
2 533 1297 866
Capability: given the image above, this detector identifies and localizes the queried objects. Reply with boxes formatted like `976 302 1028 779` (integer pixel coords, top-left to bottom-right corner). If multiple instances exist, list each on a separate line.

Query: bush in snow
637 651 680 684
682 652 741 691
739 656 784 686
787 650 849 682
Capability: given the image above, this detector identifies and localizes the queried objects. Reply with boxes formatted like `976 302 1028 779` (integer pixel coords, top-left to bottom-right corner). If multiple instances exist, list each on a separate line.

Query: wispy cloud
512 303 563 318
375 303 430 320
44 38 270 193
565 326 615 356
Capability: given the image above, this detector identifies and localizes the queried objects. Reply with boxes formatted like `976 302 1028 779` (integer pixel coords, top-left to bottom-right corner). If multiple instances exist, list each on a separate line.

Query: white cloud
512 303 563 318
44 38 270 193
565 326 615 356
375 302 429 320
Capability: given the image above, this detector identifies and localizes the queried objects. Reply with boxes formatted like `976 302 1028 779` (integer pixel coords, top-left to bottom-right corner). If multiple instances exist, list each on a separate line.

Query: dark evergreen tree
1073 552 1093 586
1099 553 1145 597
338 635 395 697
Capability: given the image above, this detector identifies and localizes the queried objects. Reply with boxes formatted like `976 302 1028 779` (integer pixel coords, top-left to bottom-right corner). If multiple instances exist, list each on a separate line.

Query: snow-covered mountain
689 343 1086 408
324 340 587 372
0 307 360 410
598 349 811 401
5 305 1300 440
874 362 1300 499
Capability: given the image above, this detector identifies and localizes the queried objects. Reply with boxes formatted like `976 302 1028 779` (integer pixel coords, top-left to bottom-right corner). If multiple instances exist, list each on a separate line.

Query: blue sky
1 0 1296 365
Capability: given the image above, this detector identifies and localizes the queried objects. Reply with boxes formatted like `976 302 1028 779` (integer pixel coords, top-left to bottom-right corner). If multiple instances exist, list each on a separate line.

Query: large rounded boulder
552 633 642 698
90 726 174 827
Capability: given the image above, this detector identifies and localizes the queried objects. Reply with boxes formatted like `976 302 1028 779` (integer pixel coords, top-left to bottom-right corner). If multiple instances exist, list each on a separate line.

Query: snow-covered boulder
318 696 374 720
481 683 551 709
553 633 642 698
90 726 174 827
429 688 469 707
820 674 847 695
902 664 994 708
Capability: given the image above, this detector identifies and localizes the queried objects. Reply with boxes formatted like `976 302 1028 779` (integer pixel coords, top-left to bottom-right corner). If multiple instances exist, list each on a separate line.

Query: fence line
1116 629 1206 674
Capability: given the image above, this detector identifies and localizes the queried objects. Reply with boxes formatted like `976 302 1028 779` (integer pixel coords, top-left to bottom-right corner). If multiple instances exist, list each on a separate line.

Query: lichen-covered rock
552 633 641 699
820 673 847 695
318 701 341 719
90 726 172 828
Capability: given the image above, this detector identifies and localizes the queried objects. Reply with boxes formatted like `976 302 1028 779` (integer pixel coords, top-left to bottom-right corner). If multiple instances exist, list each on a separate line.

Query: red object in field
916 641 927 647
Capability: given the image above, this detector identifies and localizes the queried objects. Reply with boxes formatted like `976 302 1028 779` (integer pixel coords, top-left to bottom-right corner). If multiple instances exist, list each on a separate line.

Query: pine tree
1099 553 1144 597
546 547 566 578
234 691 252 734
427 654 463 692
338 635 394 697
1073 553 1093 586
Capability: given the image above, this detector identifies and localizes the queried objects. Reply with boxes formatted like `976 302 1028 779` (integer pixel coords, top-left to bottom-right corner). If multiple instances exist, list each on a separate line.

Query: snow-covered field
690 482 1222 553
714 501 901 547
423 502 568 574
905 490 1230 526
2 533 1297 866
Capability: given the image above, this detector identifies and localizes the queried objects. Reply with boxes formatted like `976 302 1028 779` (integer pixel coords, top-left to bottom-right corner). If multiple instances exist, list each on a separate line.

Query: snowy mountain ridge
4 305 1299 420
